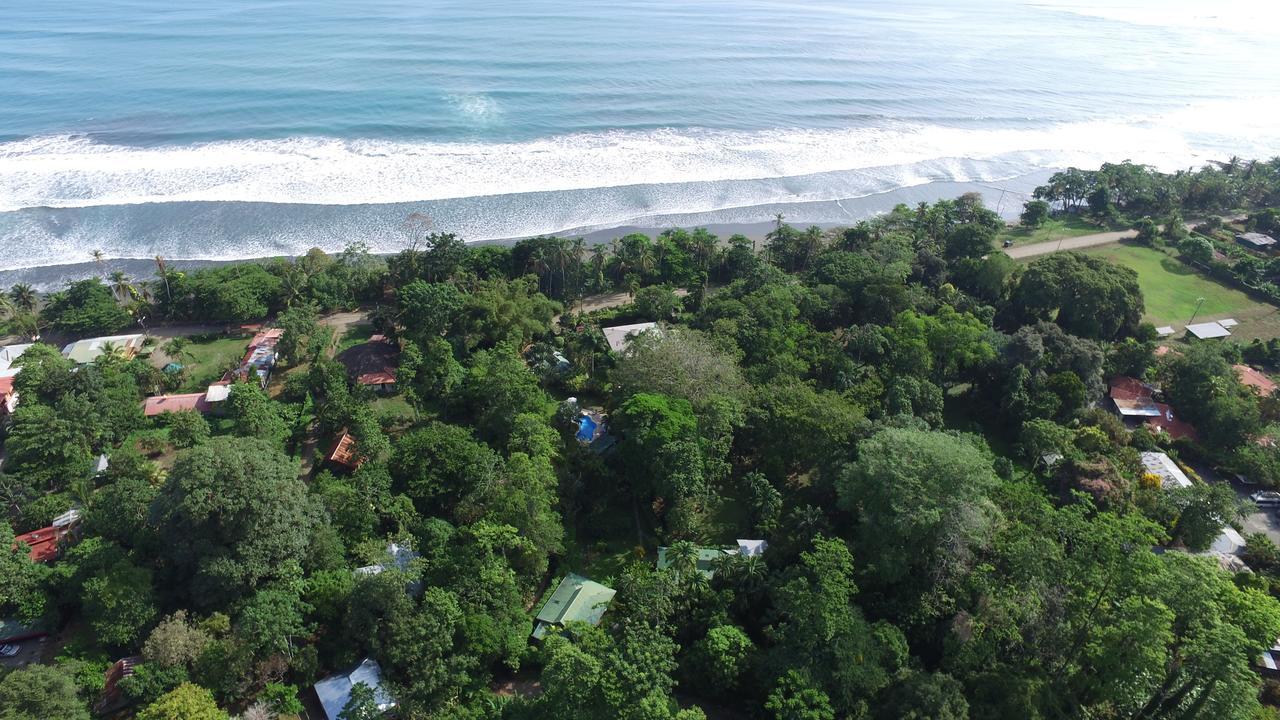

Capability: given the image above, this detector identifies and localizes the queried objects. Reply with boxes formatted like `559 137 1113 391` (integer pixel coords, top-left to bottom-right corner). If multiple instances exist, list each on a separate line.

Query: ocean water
1 0 1279 273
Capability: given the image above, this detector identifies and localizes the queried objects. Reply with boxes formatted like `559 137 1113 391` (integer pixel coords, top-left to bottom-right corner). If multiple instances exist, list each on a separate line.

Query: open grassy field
1082 243 1280 339
173 336 249 390
998 216 1117 246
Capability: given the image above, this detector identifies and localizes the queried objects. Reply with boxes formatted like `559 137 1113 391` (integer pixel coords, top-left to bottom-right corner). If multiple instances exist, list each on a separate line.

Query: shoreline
0 169 1053 290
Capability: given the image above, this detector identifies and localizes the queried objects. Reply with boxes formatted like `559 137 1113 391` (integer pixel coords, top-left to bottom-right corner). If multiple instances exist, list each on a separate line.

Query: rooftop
1140 451 1193 490
1237 232 1277 247
336 339 400 387
532 573 616 639
1145 403 1198 442
314 658 396 720
13 522 74 563
601 322 659 353
1109 376 1154 402
657 546 736 577
1186 321 1231 340
1235 365 1277 395
0 343 33 372
1155 326 1176 337
143 392 212 416
62 334 146 364
328 431 363 469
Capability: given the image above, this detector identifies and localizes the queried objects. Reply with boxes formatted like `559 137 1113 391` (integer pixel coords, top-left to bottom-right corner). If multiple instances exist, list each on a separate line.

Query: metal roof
532 573 615 639
1186 322 1231 339
601 322 659 353
314 658 395 720
1140 451 1192 489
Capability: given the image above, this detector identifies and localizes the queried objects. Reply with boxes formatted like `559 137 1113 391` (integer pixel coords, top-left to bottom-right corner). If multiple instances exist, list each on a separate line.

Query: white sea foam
3 99 1276 214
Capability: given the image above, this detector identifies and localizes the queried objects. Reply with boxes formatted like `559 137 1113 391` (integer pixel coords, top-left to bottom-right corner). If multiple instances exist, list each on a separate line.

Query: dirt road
1003 229 1137 259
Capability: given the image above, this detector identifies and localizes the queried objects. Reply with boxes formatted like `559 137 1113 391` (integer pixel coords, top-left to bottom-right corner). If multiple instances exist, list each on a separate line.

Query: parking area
1198 463 1280 545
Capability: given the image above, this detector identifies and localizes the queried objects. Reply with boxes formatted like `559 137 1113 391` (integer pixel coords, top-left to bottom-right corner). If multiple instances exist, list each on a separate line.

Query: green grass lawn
1082 244 1280 338
174 337 249 390
336 323 376 353
998 216 1114 246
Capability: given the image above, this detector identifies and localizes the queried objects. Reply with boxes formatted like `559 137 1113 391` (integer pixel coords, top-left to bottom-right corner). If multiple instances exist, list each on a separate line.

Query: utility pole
1187 296 1206 326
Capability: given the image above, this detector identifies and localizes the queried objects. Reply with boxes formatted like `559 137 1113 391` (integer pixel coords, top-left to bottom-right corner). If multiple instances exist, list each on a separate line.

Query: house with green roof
656 546 736 577
657 540 768 578
531 573 616 640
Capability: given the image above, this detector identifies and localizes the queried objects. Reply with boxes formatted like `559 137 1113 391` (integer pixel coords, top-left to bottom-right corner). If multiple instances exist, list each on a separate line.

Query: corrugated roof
657 546 734 577
532 573 615 639
356 370 397 386
1109 376 1154 402
314 658 395 720
1140 451 1193 489
143 392 212 416
1235 365 1277 395
601 322 659 353
13 523 72 563
328 431 363 469
0 343 33 371
1145 403 1198 442
62 334 146 364
1186 322 1231 339
1113 397 1162 417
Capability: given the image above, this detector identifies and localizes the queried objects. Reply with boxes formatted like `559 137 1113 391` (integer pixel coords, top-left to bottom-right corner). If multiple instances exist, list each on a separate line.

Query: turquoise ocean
1 0 1279 278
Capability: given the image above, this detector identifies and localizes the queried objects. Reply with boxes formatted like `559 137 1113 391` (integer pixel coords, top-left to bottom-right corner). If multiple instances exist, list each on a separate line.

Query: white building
314 658 396 720
1140 451 1193 489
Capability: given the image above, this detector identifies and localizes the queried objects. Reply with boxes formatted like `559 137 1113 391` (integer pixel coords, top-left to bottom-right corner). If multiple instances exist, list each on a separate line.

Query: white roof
1218 318 1239 328
0 344 33 372
314 658 395 720
204 384 231 403
1140 451 1192 489
1209 527 1246 555
355 542 418 576
1186 322 1231 339
601 322 659 353
736 539 768 557
62 334 146 363
51 508 81 528
1155 326 1175 337
1264 651 1280 671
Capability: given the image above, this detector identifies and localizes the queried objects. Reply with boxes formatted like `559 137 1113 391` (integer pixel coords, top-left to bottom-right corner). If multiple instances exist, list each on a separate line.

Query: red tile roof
143 392 212 416
1235 365 1278 395
1145 403 1198 442
328 431 364 469
1109 376 1154 402
356 370 397 386
13 524 70 563
249 328 284 347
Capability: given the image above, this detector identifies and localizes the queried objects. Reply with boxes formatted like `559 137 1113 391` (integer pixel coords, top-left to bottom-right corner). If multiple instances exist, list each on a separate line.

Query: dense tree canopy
7 168 1280 718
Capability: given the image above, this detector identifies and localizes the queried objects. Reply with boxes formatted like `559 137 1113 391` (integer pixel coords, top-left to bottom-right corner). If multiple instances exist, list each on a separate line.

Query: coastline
0 169 1053 290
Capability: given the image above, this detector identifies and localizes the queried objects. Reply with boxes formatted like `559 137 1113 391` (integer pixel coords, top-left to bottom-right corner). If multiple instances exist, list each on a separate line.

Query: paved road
1004 229 1137 259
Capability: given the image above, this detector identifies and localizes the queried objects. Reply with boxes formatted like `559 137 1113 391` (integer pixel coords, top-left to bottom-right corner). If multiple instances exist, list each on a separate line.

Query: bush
1020 200 1051 228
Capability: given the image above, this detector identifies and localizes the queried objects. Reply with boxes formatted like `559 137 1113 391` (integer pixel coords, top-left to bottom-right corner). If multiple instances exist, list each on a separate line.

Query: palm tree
590 246 607 292
91 249 106 277
154 256 173 306
108 270 134 304
8 283 37 313
666 540 699 578
161 337 194 369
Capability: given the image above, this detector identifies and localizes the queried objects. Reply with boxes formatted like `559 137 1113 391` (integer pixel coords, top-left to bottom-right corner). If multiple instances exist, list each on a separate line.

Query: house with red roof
1109 376 1161 418
1235 365 1278 396
328 431 365 470
13 509 80 564
143 392 212 417
1146 403 1198 442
